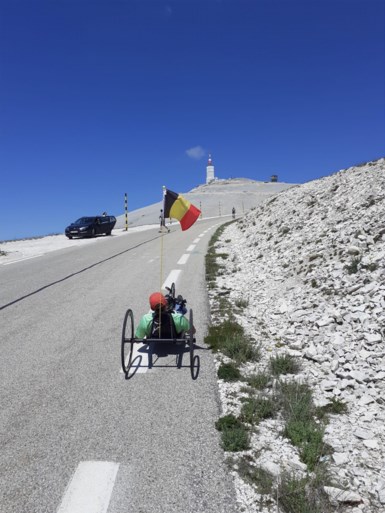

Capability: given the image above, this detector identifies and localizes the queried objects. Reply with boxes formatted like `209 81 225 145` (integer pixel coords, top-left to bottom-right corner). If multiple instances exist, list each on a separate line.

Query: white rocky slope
210 158 385 512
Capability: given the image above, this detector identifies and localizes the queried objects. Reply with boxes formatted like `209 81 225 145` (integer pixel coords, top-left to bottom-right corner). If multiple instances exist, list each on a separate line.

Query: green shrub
205 320 260 364
278 382 330 471
220 426 250 452
270 354 301 375
345 256 361 274
215 414 250 452
217 363 241 382
283 419 325 470
240 396 277 425
215 414 242 431
278 473 330 513
246 372 271 390
316 398 348 418
278 382 314 421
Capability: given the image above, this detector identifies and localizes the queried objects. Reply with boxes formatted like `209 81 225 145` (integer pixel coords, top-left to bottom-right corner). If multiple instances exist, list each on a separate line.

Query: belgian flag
163 189 201 231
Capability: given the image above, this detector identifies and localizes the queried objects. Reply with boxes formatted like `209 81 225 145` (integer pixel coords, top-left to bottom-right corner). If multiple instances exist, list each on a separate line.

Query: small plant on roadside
217 363 241 382
0 249 7 256
316 398 348 419
215 414 242 431
270 354 301 375
238 458 274 496
205 320 260 364
277 381 331 470
284 419 326 470
277 472 332 513
246 372 271 390
345 256 361 274
235 298 249 309
362 261 379 272
215 414 250 452
240 396 277 425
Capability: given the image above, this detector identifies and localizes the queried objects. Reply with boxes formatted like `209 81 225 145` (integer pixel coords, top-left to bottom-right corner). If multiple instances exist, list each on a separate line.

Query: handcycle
121 283 199 379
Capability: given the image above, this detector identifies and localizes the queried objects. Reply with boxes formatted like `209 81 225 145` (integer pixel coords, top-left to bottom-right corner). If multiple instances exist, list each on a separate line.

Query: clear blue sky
1 0 384 240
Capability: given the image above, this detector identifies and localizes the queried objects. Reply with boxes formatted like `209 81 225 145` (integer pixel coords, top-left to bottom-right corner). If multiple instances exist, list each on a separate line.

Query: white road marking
186 244 196 252
177 254 190 265
193 238 200 243
198 233 205 237
162 269 181 290
56 461 119 513
3 254 43 265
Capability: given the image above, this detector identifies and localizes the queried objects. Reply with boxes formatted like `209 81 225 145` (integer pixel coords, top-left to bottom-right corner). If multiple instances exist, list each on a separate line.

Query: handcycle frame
121 283 199 379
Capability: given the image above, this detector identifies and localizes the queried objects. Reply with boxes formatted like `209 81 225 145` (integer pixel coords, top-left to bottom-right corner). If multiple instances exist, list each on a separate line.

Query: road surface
0 218 239 513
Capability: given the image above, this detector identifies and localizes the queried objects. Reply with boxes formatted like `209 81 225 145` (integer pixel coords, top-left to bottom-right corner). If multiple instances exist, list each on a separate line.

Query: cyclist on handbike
134 291 193 339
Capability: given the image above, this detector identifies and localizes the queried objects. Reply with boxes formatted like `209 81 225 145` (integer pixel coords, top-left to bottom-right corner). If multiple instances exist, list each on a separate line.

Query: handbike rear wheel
121 309 134 375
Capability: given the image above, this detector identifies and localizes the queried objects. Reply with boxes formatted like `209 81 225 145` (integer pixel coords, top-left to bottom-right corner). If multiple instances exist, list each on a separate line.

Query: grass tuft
240 396 277 425
246 372 271 390
217 362 241 382
205 320 260 364
215 414 250 452
238 458 274 495
270 354 301 375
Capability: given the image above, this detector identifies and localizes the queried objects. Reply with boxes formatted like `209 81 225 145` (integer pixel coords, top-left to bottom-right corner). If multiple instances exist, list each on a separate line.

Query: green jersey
135 312 190 339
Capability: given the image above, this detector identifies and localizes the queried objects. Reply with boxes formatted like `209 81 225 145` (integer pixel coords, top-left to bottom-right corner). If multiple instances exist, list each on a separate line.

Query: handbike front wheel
121 309 134 375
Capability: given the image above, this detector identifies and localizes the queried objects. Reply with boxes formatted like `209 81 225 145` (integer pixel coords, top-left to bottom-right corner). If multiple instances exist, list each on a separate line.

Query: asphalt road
0 218 239 513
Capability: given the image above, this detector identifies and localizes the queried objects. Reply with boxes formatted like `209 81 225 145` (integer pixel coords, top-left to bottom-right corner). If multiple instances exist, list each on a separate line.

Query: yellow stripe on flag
169 195 190 220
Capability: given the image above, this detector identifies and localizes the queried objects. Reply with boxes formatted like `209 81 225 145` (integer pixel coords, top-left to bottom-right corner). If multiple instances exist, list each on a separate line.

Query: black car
65 216 116 239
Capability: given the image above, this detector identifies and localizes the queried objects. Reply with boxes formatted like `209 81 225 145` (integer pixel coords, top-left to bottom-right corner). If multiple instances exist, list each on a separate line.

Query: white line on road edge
162 269 181 290
56 461 119 513
177 254 190 265
3 254 43 265
186 244 196 252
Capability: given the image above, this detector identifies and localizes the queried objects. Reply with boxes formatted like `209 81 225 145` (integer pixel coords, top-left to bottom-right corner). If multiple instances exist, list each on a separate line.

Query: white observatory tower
206 154 215 184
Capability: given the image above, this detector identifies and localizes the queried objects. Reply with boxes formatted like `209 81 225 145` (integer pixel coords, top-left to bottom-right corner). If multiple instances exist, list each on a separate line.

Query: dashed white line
162 269 181 290
193 238 200 243
186 244 196 252
177 254 190 265
56 461 119 513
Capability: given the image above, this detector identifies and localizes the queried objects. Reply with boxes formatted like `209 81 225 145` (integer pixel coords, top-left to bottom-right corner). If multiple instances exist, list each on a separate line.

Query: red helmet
149 292 167 310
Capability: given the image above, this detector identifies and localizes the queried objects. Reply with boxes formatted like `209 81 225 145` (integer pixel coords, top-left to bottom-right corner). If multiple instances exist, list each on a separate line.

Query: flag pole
159 186 166 292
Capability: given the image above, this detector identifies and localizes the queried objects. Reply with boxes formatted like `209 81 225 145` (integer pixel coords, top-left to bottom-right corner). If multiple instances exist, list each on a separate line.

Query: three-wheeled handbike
121 283 199 379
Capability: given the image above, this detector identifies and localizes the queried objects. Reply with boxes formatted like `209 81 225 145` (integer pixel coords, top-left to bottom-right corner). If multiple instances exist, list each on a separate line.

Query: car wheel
66 235 72 239
106 231 112 236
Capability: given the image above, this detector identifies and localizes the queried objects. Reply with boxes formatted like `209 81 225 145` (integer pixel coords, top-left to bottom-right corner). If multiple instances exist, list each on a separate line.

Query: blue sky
1 0 384 240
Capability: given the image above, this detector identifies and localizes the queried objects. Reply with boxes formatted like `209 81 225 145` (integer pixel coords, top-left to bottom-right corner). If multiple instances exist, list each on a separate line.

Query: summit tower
206 154 215 184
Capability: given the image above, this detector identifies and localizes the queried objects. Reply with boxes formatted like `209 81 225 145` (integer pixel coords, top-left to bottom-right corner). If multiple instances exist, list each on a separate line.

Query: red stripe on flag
180 203 201 231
